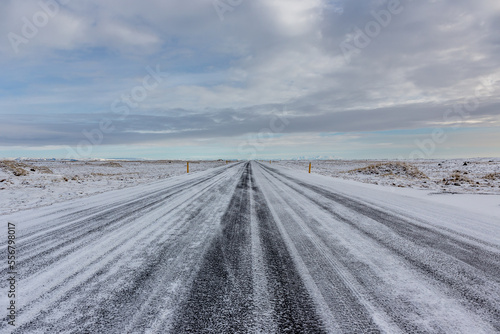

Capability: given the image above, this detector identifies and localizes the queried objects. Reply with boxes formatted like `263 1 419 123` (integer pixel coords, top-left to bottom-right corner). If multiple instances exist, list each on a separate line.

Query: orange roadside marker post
187 162 189 173
309 162 311 173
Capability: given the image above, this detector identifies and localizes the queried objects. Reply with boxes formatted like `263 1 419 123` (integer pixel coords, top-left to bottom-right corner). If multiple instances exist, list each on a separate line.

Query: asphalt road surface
1 161 499 333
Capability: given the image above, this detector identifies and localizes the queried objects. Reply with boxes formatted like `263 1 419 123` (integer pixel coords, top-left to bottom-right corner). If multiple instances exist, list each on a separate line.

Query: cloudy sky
1 0 499 160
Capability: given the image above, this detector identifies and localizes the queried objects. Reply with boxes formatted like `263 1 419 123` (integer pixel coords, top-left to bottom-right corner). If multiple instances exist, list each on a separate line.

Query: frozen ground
1 161 499 333
2 158 498 216
273 158 500 194
0 159 226 215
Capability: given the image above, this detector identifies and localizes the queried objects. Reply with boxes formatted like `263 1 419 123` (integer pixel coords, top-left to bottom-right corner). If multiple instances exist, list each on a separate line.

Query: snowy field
1 158 499 216
1 161 499 333
0 159 226 215
273 158 500 194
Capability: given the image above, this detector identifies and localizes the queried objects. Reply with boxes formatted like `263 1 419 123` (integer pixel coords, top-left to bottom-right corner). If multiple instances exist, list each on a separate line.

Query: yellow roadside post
187 162 189 173
309 162 311 173
270 160 271 164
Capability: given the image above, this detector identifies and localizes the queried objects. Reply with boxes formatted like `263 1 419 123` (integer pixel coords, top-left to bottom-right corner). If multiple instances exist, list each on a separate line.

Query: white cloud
1 0 500 158
263 0 323 35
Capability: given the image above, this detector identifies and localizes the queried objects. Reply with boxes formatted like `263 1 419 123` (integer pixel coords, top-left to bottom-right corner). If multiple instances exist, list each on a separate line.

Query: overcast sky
1 0 499 159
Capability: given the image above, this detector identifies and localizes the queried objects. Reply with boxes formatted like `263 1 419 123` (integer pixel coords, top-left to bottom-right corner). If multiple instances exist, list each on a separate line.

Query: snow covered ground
0 161 499 333
271 158 500 221
272 158 500 194
2 158 499 218
0 159 226 215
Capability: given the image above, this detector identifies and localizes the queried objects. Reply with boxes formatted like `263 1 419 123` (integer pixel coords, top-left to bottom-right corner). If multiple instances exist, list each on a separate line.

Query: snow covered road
1 161 499 333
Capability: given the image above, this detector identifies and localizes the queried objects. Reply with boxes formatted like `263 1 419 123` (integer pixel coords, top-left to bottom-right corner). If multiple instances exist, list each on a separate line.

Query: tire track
257 163 480 333
258 162 500 332
4 167 232 281
14 167 230 257
254 165 384 333
172 163 254 333
251 164 326 333
249 173 276 334
260 163 500 277
173 162 327 333
1 164 245 333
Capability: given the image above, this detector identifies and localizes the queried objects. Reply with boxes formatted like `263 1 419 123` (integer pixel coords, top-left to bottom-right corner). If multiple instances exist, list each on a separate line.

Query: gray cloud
0 0 499 155
2 98 499 147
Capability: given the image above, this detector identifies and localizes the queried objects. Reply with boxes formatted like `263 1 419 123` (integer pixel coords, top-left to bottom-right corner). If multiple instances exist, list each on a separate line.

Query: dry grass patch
349 162 428 179
442 170 475 186
484 172 500 180
100 162 122 167
0 160 30 176
91 172 117 176
0 161 54 176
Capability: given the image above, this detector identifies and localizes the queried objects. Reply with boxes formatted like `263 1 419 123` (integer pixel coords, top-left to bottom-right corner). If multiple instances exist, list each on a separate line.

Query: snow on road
1 162 499 333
